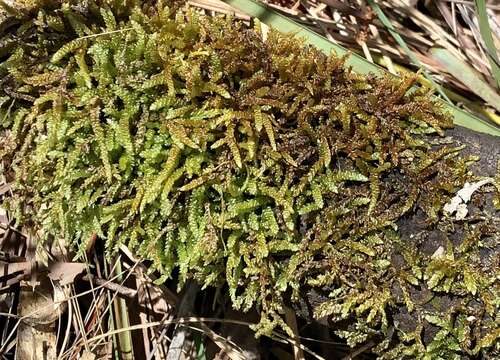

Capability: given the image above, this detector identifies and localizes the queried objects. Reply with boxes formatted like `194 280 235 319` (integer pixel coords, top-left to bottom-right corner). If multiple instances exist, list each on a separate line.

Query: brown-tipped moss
0 1 498 358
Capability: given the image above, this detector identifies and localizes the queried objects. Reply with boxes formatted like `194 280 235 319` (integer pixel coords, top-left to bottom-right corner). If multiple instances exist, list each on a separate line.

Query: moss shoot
0 1 498 358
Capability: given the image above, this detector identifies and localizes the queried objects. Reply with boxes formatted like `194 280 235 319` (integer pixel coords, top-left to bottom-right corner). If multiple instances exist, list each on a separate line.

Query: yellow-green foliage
0 1 498 358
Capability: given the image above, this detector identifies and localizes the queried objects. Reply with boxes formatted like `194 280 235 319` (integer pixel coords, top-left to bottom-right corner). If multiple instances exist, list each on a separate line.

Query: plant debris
443 178 493 220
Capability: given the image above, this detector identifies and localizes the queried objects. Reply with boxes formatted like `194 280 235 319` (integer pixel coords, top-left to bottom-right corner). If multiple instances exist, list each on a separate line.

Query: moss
0 1 498 358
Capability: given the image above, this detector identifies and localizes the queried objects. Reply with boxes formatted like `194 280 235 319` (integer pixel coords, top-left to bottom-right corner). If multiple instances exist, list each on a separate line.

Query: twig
342 340 376 360
82 274 137 299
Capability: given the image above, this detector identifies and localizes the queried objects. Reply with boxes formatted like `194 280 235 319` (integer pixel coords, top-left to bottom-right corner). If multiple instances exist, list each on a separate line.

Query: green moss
0 1 498 358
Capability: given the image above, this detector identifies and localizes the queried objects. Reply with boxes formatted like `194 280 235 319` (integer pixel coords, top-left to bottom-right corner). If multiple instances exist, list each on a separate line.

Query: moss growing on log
0 1 498 358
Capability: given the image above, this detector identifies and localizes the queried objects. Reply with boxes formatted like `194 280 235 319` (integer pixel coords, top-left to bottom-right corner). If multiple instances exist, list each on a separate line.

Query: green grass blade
431 47 500 117
222 0 500 137
112 259 134 360
475 0 500 88
366 0 452 104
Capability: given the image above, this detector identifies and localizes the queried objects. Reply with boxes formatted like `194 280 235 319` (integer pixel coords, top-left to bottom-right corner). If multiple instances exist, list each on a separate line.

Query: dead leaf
19 282 67 326
47 262 86 286
0 183 11 196
80 350 97 360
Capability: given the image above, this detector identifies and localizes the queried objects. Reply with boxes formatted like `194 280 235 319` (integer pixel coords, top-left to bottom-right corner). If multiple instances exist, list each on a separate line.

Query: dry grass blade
284 307 305 360
189 0 251 19
165 282 199 360
191 323 247 360
431 47 500 118
366 0 452 103
70 316 325 360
